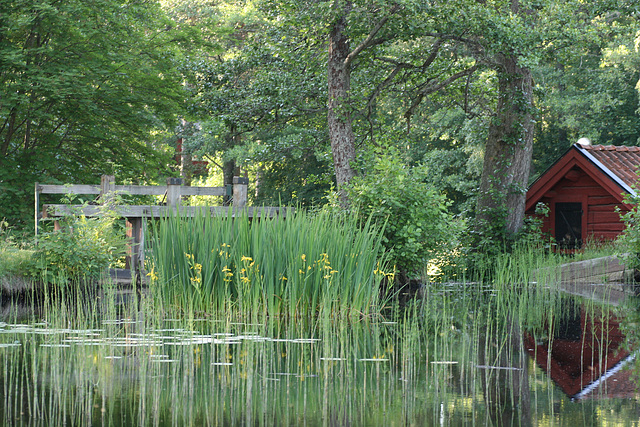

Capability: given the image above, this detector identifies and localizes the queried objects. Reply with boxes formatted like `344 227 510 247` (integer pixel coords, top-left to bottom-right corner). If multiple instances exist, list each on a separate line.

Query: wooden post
166 177 183 208
34 183 40 240
126 217 144 276
233 176 248 207
100 175 116 204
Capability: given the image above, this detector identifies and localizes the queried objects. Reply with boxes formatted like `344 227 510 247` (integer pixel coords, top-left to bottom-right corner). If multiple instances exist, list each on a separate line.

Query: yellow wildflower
241 256 253 262
146 268 159 281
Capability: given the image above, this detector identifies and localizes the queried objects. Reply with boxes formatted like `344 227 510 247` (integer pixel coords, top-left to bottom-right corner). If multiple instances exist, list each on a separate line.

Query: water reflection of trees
1 286 639 424
478 316 531 426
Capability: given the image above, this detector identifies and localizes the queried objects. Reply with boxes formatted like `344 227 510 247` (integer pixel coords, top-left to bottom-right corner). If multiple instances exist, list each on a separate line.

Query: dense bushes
33 204 127 283
617 192 640 273
337 152 460 282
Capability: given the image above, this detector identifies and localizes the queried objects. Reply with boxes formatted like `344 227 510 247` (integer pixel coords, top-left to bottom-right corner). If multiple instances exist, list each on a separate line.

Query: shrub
616 191 640 273
336 151 460 282
0 219 36 279
33 202 127 282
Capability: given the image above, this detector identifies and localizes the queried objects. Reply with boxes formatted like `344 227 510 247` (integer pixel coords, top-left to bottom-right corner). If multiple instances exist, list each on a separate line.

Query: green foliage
337 151 459 281
515 202 554 251
616 192 640 272
149 208 391 316
0 0 185 230
252 152 334 207
33 201 127 283
0 220 35 279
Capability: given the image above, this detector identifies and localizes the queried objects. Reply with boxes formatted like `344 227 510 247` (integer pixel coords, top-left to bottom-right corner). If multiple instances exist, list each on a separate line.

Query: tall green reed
148 208 392 317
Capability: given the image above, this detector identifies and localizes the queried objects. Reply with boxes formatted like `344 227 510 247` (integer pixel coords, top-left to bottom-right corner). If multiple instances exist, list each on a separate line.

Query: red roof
526 143 640 212
581 144 640 190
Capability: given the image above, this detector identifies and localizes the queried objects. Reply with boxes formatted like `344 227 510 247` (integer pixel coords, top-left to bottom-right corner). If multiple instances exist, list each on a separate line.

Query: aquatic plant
148 208 392 316
0 242 635 426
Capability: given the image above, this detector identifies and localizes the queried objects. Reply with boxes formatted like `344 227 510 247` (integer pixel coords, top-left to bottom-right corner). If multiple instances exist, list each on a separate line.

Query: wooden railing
34 175 289 277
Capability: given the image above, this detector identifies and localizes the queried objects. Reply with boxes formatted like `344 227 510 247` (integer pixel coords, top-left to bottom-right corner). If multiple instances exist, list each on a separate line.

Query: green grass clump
0 220 36 293
0 248 34 276
148 208 392 317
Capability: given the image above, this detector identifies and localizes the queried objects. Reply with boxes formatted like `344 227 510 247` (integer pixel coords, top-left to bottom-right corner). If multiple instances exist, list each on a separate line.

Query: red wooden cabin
525 143 640 249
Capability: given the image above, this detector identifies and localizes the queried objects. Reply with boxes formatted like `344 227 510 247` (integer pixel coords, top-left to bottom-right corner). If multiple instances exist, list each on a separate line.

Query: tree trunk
475 54 534 243
180 150 193 186
327 11 356 197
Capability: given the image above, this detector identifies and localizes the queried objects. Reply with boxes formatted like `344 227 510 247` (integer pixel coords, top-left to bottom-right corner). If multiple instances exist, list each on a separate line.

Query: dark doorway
555 202 582 249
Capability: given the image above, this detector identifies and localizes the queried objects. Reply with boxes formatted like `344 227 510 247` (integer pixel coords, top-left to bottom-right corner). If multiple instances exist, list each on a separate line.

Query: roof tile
582 144 640 189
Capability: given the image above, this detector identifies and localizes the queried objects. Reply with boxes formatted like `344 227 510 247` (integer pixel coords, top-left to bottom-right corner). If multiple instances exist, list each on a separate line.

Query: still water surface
0 285 639 426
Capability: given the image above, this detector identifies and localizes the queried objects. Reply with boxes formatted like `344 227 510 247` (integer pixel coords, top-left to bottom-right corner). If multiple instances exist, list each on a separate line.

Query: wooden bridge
35 175 291 284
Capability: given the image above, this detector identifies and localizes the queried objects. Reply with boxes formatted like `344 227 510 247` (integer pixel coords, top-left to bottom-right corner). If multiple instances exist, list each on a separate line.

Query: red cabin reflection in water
524 303 638 400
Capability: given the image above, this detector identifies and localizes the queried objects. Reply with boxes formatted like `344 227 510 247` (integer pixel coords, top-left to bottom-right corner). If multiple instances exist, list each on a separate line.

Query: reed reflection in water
1 283 639 426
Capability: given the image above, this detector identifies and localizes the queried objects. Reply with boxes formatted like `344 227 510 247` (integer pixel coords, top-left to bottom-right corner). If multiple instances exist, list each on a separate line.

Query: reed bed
147 208 392 317
2 239 636 425
1 245 638 425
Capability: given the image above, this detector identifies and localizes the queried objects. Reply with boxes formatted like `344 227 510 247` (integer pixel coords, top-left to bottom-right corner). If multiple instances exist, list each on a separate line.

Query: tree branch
344 3 401 67
404 64 479 126
366 63 407 114
203 154 223 170
420 38 444 70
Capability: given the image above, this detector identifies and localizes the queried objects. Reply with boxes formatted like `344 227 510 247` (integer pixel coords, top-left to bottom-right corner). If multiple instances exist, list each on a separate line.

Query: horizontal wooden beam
36 184 226 197
43 204 293 219
36 184 101 194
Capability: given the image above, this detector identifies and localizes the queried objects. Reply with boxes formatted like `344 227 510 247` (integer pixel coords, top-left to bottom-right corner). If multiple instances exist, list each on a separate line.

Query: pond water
1 284 639 426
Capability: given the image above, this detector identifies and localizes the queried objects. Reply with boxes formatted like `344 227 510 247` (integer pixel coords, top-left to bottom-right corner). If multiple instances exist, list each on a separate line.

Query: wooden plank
44 204 294 218
36 184 101 194
113 185 225 196
555 256 629 284
114 185 166 196
589 223 625 232
179 186 226 197
587 198 620 207
125 217 145 274
36 183 226 197
588 211 622 224
166 178 182 207
233 176 248 207
34 184 39 238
